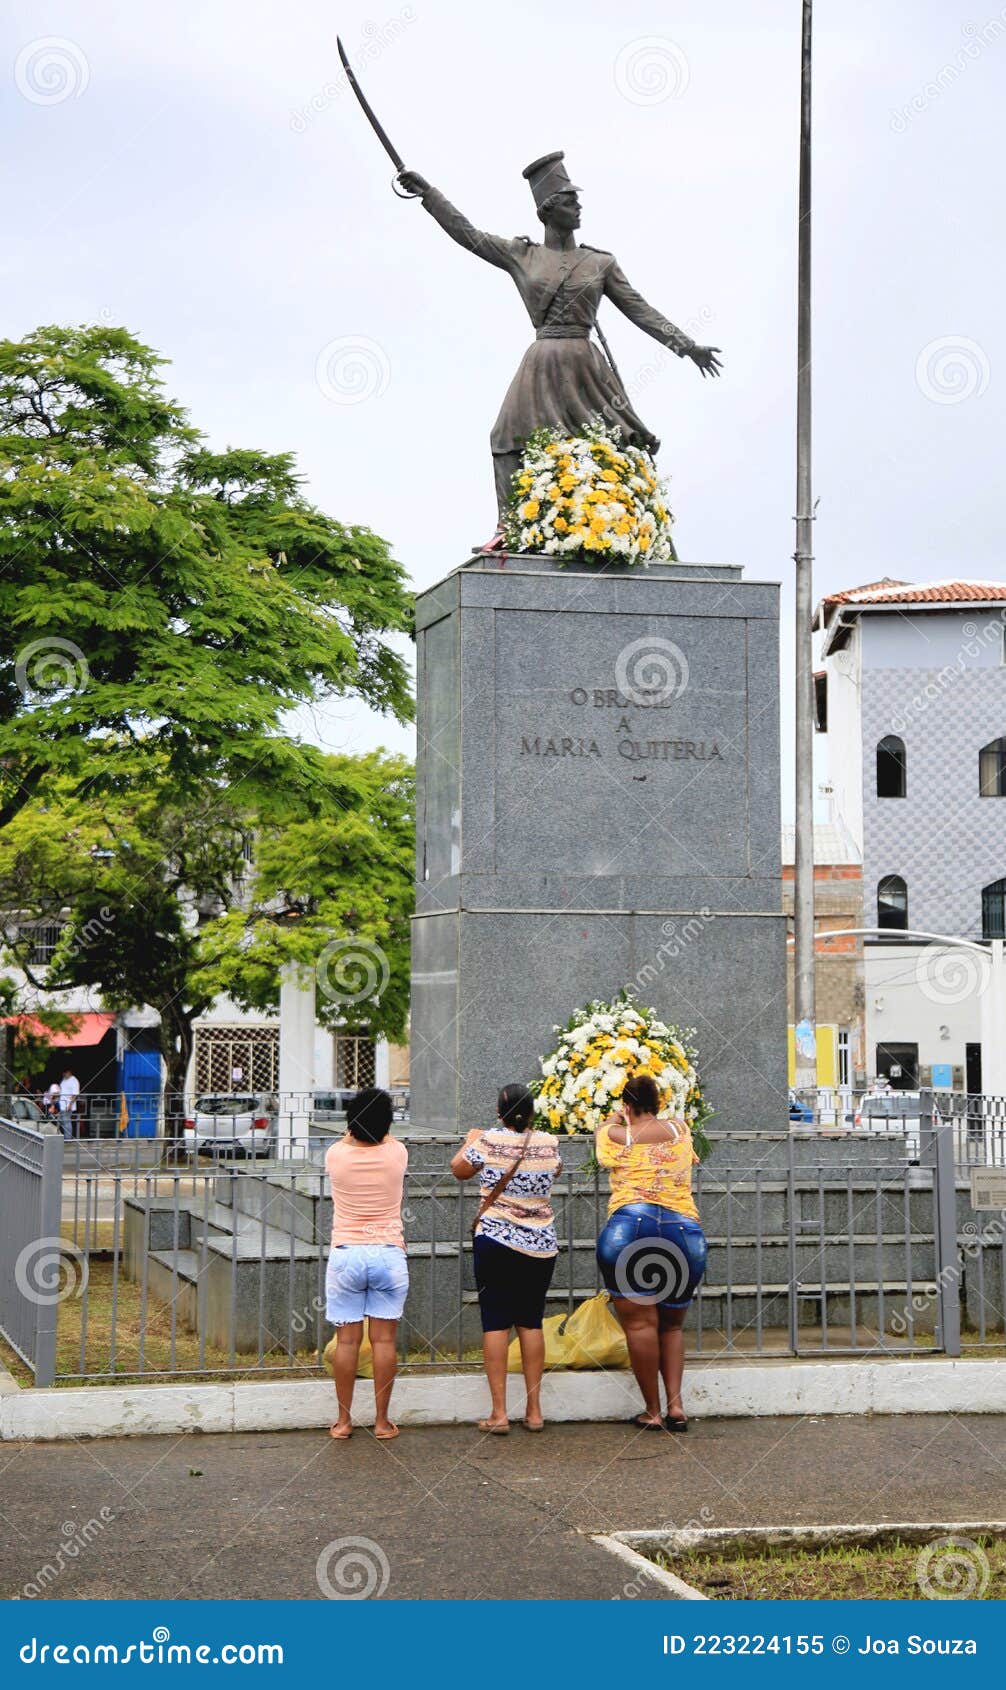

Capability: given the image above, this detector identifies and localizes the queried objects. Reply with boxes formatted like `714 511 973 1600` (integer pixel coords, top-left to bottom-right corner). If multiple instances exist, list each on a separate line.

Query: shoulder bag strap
471 1129 533 1238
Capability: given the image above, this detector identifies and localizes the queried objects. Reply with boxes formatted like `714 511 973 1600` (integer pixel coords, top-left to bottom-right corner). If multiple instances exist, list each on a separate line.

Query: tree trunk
159 1004 194 1142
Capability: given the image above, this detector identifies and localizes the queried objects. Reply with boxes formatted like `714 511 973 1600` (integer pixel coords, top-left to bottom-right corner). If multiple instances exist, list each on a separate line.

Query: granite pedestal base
412 555 786 1134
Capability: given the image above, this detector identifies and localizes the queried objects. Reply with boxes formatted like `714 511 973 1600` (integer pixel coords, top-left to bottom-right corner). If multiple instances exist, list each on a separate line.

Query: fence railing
0 1118 64 1386
789 1087 1006 1173
1 1111 1001 1387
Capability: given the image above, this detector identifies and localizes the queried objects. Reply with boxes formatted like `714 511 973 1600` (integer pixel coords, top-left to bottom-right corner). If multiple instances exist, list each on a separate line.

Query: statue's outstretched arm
604 260 723 377
603 261 695 356
398 173 519 271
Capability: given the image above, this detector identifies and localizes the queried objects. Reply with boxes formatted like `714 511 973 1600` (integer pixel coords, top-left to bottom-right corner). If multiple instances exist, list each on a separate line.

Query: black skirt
473 1234 557 1332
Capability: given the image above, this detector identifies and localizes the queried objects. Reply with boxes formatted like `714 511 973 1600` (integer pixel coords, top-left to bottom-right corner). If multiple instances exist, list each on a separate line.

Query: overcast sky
6 0 1002 818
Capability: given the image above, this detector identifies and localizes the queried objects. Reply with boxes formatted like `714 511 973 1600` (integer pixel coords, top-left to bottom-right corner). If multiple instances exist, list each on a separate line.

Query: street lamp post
793 0 817 1095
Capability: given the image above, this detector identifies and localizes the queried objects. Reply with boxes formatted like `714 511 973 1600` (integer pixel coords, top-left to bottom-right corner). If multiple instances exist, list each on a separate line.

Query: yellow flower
600 469 619 483
554 516 568 532
521 498 540 520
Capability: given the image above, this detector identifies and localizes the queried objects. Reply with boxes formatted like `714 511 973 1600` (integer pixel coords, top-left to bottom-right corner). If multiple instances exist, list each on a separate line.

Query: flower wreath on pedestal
532 990 711 1158
504 418 676 566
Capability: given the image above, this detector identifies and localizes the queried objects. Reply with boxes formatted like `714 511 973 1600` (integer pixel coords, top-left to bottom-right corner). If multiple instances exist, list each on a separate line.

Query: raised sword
336 36 419 198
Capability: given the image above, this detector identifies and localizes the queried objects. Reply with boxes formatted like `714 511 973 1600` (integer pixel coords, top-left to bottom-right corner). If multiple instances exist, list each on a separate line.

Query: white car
183 1093 277 1159
853 1090 922 1156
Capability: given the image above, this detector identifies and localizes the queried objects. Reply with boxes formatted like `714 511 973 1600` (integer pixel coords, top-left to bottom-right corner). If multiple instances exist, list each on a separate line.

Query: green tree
0 323 416 1099
0 324 413 827
0 750 413 1103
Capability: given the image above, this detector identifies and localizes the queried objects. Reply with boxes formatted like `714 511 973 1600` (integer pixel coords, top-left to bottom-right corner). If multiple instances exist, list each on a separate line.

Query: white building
816 578 1006 1092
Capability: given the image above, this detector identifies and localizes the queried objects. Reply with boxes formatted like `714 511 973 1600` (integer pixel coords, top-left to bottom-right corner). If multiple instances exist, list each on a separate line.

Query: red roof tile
818 579 1006 615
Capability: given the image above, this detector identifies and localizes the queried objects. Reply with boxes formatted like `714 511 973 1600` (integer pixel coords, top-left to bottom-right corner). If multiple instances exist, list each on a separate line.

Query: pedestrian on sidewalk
595 1075 707 1433
451 1084 563 1434
324 1088 409 1442
57 1067 80 1140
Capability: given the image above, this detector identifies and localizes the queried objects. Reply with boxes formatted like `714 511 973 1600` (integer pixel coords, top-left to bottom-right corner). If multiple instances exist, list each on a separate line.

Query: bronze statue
333 42 721 532
398 154 722 530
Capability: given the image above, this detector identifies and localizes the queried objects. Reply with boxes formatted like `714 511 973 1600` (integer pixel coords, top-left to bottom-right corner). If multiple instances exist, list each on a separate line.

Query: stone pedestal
411 555 786 1134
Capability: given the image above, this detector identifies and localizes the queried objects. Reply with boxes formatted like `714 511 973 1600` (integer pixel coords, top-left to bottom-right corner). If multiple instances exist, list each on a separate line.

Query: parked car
183 1093 277 1159
310 1089 356 1122
788 1089 814 1124
853 1090 922 1156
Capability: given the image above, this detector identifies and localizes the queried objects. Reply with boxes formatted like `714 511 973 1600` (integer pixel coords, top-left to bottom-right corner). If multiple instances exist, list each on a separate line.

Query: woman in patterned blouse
451 1085 563 1433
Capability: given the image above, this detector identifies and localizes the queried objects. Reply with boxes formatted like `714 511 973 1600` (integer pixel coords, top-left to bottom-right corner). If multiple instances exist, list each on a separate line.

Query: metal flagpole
793 0 817 1102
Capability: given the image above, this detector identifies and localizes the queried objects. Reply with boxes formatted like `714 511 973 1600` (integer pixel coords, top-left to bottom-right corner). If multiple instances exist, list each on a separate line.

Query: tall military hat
522 150 580 210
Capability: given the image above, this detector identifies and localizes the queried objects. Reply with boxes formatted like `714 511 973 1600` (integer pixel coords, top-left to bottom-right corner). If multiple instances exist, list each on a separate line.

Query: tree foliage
0 324 416 1093
0 750 413 1099
0 324 413 827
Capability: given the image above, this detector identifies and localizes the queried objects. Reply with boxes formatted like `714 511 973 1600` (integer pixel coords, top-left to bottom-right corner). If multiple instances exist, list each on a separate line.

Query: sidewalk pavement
3 1414 1006 1601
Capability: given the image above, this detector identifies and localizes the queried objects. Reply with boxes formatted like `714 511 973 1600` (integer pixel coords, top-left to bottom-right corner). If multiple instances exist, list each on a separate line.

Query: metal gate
0 1119 64 1385
785 1092 960 1357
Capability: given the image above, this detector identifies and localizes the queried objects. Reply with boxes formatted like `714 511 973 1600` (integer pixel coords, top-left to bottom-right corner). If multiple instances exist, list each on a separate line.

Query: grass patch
652 1536 1006 1600
0 1259 483 1387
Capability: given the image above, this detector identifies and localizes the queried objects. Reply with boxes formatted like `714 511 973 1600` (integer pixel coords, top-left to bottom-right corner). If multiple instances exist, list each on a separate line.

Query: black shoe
664 1414 688 1433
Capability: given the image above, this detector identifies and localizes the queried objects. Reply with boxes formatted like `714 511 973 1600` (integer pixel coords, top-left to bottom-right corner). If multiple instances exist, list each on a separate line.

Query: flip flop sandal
477 1419 510 1434
628 1416 666 1432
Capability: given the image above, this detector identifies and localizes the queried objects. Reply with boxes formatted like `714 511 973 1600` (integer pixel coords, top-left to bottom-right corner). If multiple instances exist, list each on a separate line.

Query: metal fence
0 1118 64 1386
0 1090 409 1154
2 1096 1004 1386
790 1086 1006 1172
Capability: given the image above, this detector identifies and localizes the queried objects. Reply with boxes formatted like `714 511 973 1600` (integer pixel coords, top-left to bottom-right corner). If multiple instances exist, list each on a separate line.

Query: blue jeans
597 1203 707 1309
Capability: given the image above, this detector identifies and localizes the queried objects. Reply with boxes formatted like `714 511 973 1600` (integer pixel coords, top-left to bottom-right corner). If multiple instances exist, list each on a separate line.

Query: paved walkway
3 1414 1006 1600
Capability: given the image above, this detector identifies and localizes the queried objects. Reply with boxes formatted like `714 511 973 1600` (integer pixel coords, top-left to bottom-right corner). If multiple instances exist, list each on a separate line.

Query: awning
6 1012 116 1048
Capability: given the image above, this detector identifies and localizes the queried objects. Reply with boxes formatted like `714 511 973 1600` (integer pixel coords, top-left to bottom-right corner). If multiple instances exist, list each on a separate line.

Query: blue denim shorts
325 1245 409 1325
597 1203 707 1309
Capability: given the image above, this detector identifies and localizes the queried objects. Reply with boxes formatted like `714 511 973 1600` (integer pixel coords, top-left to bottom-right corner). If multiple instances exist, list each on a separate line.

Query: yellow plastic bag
506 1291 629 1372
321 1332 374 1379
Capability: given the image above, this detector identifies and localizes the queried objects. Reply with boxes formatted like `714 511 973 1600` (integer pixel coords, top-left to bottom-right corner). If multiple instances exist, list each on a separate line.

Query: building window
193 1024 279 1095
837 1028 851 1089
979 737 1006 797
982 878 1006 940
26 922 64 966
877 875 908 931
335 1036 376 1089
876 735 906 798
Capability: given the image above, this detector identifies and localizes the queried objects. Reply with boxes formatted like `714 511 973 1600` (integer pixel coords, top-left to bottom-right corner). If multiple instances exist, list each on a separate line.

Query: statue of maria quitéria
398 153 722 533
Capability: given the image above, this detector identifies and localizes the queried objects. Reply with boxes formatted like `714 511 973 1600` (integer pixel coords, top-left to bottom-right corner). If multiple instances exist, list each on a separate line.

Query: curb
4 1355 1006 1441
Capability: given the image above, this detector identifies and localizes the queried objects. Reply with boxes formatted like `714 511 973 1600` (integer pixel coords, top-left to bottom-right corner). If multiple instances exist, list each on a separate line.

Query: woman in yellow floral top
596 1074 707 1432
